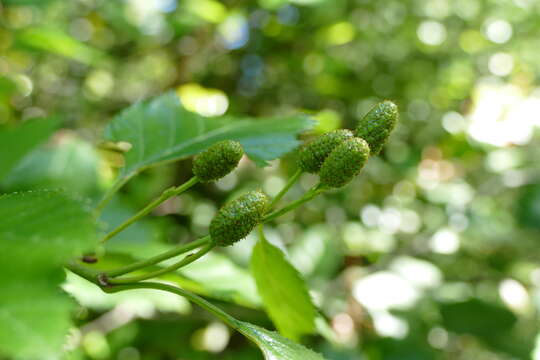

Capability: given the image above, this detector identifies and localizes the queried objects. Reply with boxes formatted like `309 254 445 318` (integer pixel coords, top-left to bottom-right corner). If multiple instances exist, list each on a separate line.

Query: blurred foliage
1 0 540 359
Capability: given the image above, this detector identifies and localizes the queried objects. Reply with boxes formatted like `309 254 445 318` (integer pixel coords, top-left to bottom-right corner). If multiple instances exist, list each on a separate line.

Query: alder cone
210 190 268 246
193 140 244 182
319 137 370 188
355 101 398 155
298 129 354 173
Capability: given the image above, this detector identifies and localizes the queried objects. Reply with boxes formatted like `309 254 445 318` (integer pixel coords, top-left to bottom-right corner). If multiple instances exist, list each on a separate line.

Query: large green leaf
104 92 313 183
0 190 98 359
237 320 326 360
0 118 58 181
2 137 100 195
251 231 317 340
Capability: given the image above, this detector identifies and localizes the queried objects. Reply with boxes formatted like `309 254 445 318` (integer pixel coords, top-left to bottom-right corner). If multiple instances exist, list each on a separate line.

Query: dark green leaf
251 231 317 340
0 118 58 181
104 92 313 185
440 299 532 357
0 190 98 359
440 299 516 337
237 320 326 360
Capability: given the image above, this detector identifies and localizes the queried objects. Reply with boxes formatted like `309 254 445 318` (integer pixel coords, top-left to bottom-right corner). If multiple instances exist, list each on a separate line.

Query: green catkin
210 190 269 246
355 100 398 155
319 137 370 188
298 129 354 173
193 140 244 182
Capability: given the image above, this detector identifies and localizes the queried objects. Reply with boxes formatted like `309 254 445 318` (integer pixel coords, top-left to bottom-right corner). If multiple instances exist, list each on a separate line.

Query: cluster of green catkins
299 100 398 187
193 101 398 246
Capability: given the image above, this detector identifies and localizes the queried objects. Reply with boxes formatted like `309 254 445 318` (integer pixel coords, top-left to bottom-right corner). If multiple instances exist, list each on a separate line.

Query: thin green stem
103 281 239 329
106 235 211 278
100 177 199 244
268 168 302 210
109 242 215 284
262 183 326 223
65 261 101 284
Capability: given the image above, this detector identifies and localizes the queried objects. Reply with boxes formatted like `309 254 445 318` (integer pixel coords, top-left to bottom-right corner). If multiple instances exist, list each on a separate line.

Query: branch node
97 273 112 287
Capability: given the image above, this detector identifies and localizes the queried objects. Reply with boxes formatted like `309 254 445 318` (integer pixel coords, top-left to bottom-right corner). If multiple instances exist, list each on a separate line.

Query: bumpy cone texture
193 140 244 182
319 137 370 188
355 100 398 155
210 190 268 246
298 129 354 173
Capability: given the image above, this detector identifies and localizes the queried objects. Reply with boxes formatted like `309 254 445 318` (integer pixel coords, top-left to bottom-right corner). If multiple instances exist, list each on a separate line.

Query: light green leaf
176 252 261 308
93 251 262 308
237 320 326 360
105 92 313 184
0 118 58 181
64 272 191 315
17 27 108 66
251 230 317 340
0 190 98 359
2 137 100 195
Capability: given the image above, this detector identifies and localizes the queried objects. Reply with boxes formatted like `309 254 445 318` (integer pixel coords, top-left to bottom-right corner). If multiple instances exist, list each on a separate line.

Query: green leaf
251 230 317 340
0 190 98 359
0 118 58 181
92 251 262 308
237 320 326 360
2 136 100 195
440 299 516 337
17 27 108 66
439 299 531 358
176 252 262 308
64 272 191 315
105 92 313 184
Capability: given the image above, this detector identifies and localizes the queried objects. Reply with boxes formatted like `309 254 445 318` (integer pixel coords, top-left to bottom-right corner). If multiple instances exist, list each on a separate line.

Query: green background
1 0 540 359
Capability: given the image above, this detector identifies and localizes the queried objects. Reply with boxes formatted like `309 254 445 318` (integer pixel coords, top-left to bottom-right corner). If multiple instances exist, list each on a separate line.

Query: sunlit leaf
251 230 317 339
91 250 262 308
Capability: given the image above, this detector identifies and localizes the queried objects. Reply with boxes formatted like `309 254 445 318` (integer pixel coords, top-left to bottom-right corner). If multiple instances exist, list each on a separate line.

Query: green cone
298 129 354 173
210 190 269 246
319 137 370 188
193 140 244 182
355 101 398 155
